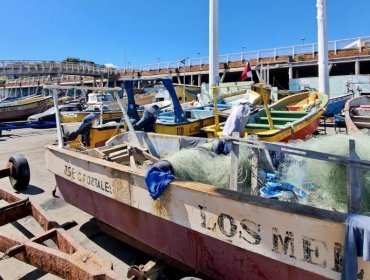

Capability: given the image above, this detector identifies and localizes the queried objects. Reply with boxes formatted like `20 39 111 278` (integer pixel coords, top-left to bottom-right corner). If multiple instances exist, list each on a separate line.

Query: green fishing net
165 141 253 192
281 134 370 213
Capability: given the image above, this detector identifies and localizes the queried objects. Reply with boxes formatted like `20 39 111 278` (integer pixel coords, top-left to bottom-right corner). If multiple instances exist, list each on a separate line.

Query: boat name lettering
198 205 346 273
0 107 17 112
63 165 112 194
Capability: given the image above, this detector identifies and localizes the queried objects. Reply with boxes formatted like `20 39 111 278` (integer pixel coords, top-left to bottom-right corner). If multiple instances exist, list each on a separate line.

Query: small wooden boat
45 130 370 280
203 90 328 142
0 95 53 122
344 95 370 134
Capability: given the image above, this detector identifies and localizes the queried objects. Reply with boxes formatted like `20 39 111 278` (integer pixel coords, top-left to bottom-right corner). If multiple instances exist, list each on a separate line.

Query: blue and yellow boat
123 78 230 136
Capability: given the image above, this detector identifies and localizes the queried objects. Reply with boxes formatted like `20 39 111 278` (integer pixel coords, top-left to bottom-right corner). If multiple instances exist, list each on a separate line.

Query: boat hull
203 91 328 142
323 93 353 117
0 96 52 122
55 175 327 280
344 95 370 134
155 117 215 136
45 142 370 280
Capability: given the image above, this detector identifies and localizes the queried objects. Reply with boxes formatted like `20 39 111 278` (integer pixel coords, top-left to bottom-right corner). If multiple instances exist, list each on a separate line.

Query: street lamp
241 45 245 60
180 57 189 103
301 37 305 54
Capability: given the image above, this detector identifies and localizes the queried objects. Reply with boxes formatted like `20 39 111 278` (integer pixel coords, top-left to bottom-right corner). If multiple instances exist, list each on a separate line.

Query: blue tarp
145 160 175 200
259 172 307 199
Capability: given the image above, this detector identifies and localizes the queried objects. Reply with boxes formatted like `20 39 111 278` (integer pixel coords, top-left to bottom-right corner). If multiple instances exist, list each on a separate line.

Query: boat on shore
344 95 370 134
322 93 353 117
0 95 53 122
45 129 370 280
203 89 328 142
123 78 230 136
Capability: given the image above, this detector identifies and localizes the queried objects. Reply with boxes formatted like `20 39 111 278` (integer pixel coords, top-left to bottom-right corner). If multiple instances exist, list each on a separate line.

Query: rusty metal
127 261 156 280
0 187 122 280
0 162 12 179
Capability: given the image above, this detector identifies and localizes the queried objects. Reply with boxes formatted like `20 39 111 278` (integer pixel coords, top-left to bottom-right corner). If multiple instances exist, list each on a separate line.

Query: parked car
27 104 82 122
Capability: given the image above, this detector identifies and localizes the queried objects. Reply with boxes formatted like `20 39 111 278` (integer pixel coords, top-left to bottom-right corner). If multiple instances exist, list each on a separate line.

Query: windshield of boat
97 93 114 102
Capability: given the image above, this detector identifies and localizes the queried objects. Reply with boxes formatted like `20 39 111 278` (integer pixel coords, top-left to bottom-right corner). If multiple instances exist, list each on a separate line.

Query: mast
317 0 330 97
209 0 220 130
209 0 219 88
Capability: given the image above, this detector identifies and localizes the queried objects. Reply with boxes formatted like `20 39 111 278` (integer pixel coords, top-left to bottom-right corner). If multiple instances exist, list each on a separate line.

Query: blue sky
0 0 369 67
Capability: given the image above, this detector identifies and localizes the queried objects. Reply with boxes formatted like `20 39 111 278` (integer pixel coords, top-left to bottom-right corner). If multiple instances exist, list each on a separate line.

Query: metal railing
0 60 118 76
122 35 370 72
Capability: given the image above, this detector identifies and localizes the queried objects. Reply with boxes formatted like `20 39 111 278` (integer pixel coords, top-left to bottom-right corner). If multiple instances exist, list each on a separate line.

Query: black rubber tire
8 154 30 191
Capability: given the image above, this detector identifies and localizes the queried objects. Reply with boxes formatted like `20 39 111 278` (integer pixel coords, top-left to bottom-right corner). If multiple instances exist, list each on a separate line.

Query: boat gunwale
0 95 52 109
344 95 370 134
46 144 347 223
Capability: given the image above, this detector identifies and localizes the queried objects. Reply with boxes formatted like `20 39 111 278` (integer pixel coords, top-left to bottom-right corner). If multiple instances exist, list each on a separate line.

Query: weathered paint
60 111 124 123
155 117 216 136
204 91 327 142
344 95 370 135
0 96 52 122
45 146 370 279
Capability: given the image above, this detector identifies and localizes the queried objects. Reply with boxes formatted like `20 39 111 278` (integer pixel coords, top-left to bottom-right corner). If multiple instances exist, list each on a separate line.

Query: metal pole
317 0 330 97
52 89 64 148
114 90 142 147
209 0 219 130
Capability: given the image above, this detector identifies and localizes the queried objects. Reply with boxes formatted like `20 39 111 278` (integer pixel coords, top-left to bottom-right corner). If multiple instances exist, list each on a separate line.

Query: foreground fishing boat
203 90 328 142
344 95 370 134
0 95 52 122
45 129 370 279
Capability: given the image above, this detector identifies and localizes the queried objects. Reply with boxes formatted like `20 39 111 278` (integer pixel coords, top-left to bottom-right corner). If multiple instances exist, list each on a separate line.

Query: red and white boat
45 130 370 279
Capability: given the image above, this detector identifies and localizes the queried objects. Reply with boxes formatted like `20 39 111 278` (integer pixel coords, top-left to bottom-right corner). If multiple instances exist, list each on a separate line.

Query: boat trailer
0 155 161 280
0 187 123 280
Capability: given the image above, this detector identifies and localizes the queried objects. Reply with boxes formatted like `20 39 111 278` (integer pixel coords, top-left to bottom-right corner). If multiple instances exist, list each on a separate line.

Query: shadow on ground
17 184 45 195
80 218 189 280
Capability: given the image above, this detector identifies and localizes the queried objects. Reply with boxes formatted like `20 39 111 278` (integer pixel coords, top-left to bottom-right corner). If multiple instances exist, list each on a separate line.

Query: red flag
241 61 252 81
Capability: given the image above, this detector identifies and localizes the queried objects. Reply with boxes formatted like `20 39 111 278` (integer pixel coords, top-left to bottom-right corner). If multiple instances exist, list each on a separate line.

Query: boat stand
0 188 122 280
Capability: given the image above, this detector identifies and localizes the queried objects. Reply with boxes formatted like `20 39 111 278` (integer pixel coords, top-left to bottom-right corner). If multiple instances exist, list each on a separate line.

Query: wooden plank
109 154 129 164
90 148 106 159
127 144 137 168
129 144 159 163
99 144 127 155
352 115 370 121
354 121 370 128
109 149 128 159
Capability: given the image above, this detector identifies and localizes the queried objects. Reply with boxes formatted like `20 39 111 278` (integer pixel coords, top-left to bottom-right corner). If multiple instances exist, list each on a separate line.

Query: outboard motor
133 105 160 132
66 113 99 146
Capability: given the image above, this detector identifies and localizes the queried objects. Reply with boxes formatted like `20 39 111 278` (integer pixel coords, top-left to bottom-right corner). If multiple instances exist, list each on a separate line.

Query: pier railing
123 35 370 72
0 60 118 77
